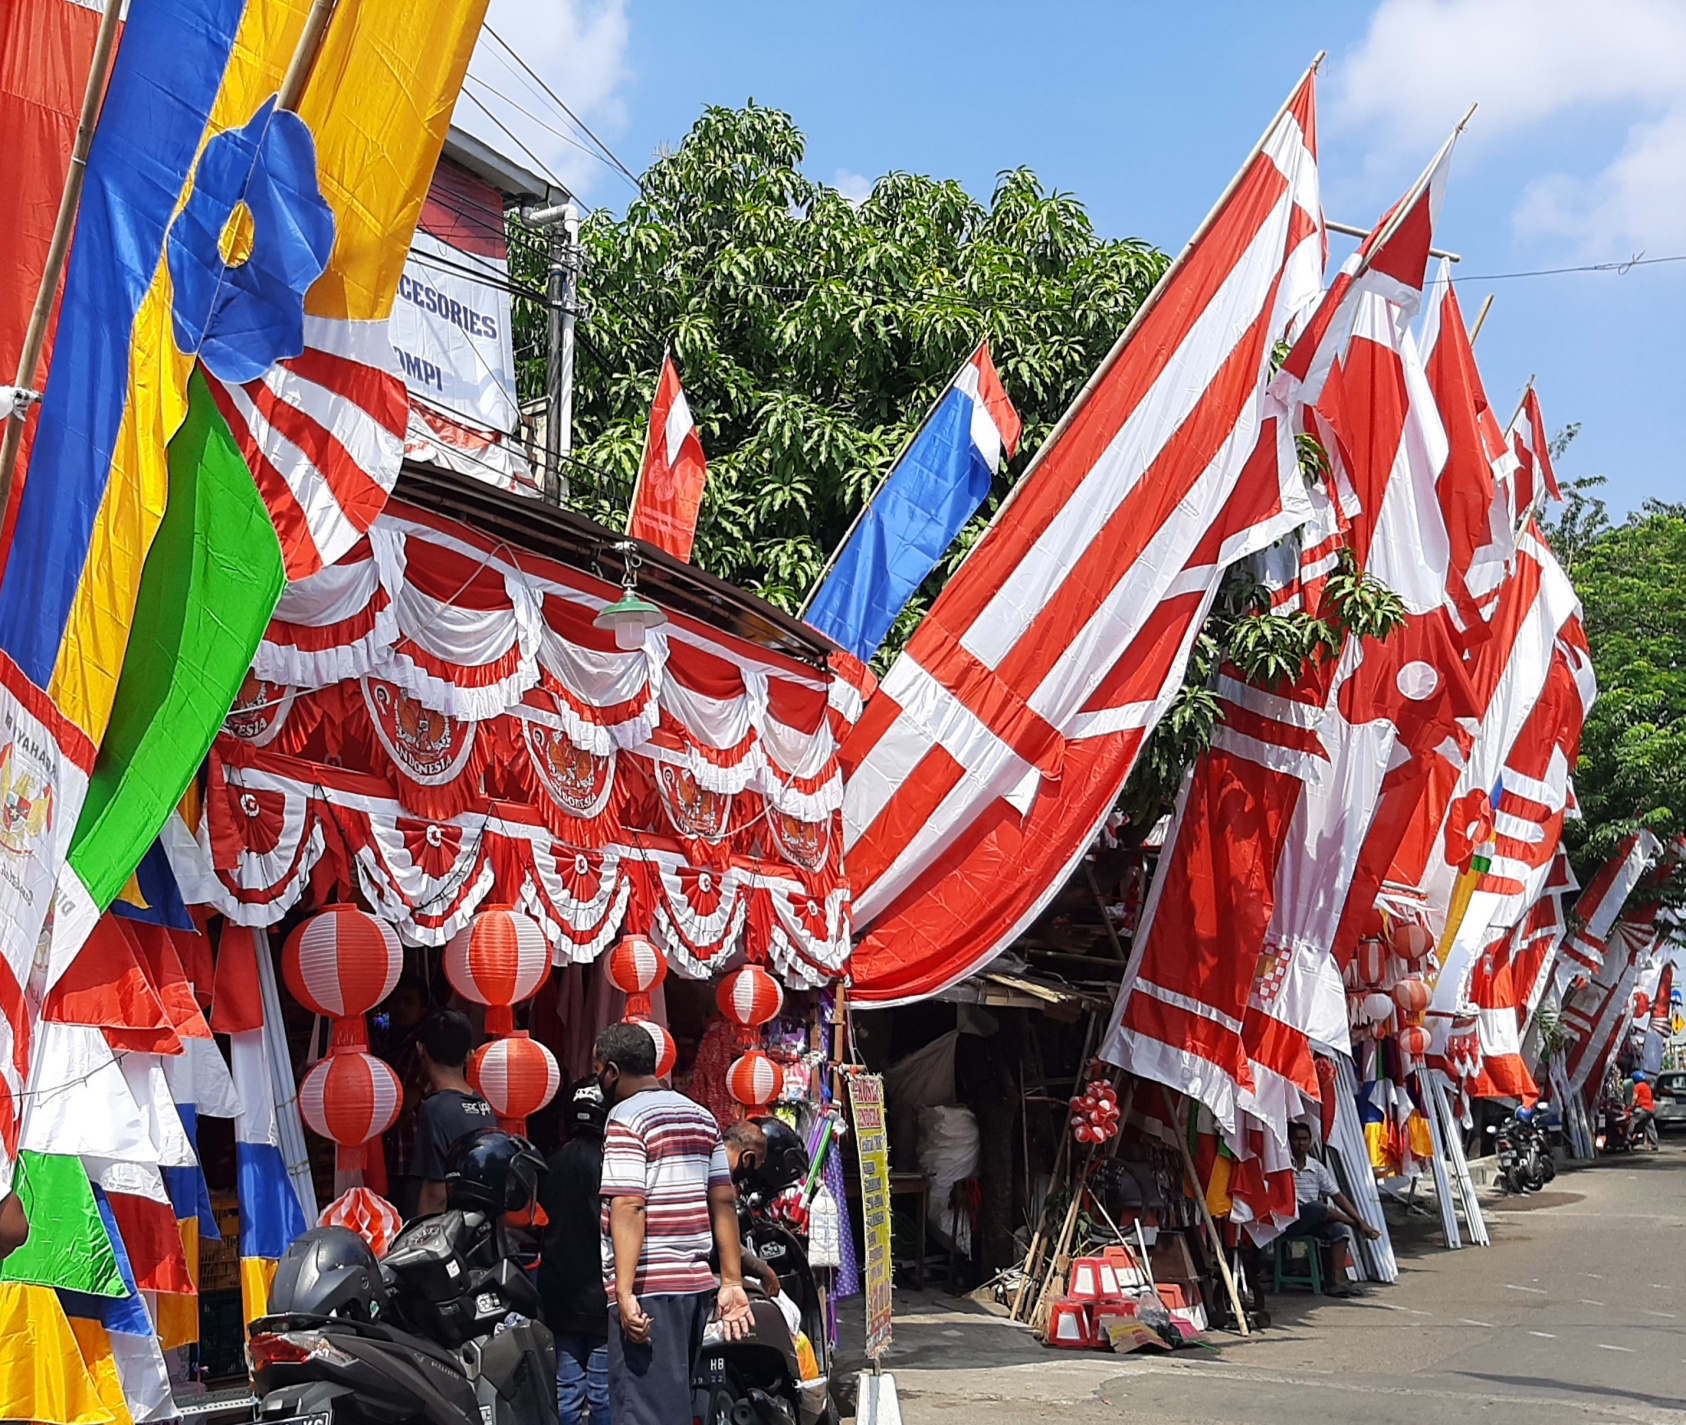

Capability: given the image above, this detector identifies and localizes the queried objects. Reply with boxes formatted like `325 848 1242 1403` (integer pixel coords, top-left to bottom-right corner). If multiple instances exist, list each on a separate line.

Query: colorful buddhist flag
0 0 491 1191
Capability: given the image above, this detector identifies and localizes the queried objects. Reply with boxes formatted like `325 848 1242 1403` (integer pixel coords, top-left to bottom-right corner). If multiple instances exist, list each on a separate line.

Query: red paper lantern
1392 977 1431 1014
717 964 783 1040
636 1019 678 1078
1356 937 1388 988
469 1032 561 1132
727 1050 780 1108
284 906 402 1047
1391 921 1433 964
1398 1023 1432 1057
300 1052 402 1168
606 935 667 1018
445 905 550 1035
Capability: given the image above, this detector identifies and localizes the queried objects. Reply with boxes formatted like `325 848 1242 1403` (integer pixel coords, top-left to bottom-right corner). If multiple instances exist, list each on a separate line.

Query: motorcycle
250 1212 558 1425
249 1131 559 1425
1598 1098 1639 1154
1490 1108 1552 1193
693 1119 837 1425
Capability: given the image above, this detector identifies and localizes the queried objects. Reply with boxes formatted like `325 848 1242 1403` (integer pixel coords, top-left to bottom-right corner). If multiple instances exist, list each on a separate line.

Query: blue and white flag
805 342 1020 662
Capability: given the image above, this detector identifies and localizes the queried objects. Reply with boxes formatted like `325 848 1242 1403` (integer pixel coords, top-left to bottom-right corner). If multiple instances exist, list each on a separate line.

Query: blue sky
469 0 1686 520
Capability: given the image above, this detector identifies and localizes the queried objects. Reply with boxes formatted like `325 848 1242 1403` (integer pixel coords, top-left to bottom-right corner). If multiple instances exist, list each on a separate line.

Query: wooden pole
0 0 125 518
1085 861 1129 963
1159 1085 1250 1337
1010 1015 1092 1319
1026 1072 1132 1333
276 0 338 113
1030 1141 1096 1334
1467 293 1495 345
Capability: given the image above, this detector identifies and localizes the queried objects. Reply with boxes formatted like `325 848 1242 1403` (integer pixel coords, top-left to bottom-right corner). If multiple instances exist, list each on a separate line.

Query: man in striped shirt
596 1021 752 1425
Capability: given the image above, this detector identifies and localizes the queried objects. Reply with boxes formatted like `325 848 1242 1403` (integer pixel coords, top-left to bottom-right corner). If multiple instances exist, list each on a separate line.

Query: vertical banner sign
849 1072 892 1357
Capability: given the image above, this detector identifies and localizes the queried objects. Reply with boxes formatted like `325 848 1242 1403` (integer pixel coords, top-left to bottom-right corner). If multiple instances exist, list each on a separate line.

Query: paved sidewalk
838 1144 1686 1423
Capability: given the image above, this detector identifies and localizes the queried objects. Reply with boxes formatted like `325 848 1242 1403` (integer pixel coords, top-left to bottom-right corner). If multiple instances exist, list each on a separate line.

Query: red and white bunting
1558 830 1661 978
842 69 1324 1007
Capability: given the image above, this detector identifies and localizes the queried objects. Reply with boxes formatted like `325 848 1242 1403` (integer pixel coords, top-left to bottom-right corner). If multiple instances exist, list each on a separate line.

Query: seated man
1629 1072 1660 1150
1286 1120 1381 1297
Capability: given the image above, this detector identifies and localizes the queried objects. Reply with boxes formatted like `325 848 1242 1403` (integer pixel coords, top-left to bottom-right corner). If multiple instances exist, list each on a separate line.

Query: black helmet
750 1116 808 1198
566 1076 607 1137
445 1129 548 1216
267 1226 388 1321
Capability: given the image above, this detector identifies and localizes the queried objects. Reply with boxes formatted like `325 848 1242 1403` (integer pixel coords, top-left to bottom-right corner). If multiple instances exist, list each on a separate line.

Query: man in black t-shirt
410 1010 494 1218
540 1079 610 1425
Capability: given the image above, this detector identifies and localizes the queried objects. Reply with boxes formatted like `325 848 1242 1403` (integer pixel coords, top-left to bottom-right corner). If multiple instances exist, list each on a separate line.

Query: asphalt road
848 1142 1686 1424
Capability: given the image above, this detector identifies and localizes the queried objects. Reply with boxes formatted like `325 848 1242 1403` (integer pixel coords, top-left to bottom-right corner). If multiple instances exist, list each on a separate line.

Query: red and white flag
1102 134 1462 1136
1464 923 1539 1101
627 354 709 562
1388 520 1582 945
1417 267 1514 638
1325 278 1499 969
1426 626 1595 1053
1505 386 1560 529
1563 920 1653 1092
1559 830 1660 977
840 68 1324 1006
1513 852 1575 1034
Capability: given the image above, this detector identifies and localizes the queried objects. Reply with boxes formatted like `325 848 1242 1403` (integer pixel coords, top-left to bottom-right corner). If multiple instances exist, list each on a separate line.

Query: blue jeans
556 1333 610 1425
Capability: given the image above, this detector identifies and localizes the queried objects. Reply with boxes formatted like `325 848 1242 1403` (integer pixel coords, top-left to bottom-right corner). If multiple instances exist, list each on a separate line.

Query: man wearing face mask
594 1022 753 1425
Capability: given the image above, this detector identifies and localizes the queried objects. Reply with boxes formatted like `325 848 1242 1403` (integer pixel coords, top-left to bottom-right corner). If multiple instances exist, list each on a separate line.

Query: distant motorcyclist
1627 1072 1660 1151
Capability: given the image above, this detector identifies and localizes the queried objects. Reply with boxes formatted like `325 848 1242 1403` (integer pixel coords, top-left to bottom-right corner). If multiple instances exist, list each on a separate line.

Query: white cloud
1337 0 1686 251
458 0 633 202
832 169 874 206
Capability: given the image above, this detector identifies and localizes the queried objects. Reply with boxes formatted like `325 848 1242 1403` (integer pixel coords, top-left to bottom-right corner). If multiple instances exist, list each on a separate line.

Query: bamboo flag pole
1467 293 1495 345
1160 1085 1250 1337
0 0 125 518
1010 1013 1102 1320
1503 374 1536 437
277 0 338 113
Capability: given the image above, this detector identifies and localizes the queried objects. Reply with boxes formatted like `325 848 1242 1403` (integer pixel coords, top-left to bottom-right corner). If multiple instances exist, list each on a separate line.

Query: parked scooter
249 1131 558 1425
693 1118 835 1425
1490 1106 1553 1193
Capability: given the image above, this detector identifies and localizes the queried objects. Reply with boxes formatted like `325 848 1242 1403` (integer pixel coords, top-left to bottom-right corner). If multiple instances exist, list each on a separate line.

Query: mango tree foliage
1545 496 1686 876
513 102 1167 639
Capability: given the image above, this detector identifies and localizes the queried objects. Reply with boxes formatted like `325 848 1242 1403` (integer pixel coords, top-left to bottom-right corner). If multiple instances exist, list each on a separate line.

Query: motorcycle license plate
265 1412 330 1425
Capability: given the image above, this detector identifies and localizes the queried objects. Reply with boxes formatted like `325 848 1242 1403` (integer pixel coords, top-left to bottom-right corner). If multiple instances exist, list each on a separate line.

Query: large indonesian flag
841 69 1323 1006
1101 137 1461 1137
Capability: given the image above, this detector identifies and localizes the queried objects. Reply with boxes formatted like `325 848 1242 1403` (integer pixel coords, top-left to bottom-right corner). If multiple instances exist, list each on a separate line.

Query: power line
482 24 644 193
1440 252 1686 283
460 86 569 197
464 73 625 188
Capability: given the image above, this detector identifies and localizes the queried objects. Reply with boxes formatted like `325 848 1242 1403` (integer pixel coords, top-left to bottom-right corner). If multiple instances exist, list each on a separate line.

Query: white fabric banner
390 230 519 434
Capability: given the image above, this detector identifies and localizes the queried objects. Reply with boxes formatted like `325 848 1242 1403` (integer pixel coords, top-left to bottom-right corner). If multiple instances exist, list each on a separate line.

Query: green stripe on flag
0 1153 125 1295
66 365 287 909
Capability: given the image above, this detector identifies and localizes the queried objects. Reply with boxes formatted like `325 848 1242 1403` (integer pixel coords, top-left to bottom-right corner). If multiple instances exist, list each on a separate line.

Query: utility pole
528 198 580 505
